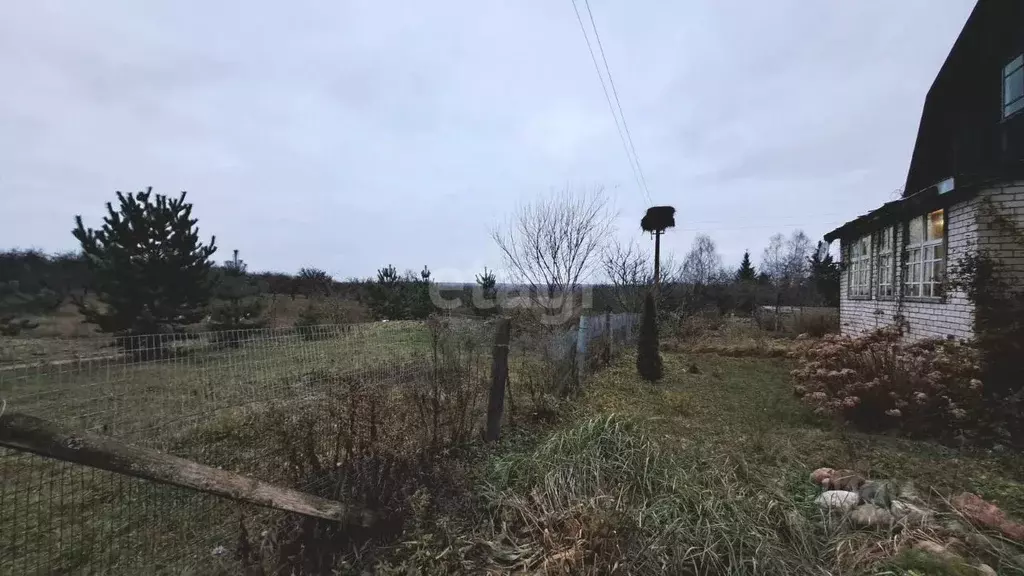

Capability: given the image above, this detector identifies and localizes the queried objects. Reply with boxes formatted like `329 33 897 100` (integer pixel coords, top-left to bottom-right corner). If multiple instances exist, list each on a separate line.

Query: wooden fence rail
0 412 375 525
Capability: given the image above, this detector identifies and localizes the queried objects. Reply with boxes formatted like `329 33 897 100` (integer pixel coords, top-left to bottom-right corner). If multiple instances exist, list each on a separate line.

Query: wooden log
0 412 374 525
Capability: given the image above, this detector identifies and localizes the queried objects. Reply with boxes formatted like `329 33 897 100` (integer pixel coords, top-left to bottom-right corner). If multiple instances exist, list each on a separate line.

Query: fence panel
0 319 493 575
0 313 633 574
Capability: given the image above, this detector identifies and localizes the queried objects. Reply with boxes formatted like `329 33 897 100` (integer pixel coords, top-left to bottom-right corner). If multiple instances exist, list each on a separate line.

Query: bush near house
791 327 991 442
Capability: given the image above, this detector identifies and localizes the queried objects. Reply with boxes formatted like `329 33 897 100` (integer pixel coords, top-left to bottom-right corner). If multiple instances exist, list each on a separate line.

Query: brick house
824 0 1024 341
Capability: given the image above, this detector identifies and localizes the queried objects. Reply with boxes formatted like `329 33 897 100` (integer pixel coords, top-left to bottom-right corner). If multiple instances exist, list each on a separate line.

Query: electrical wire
570 0 652 204
582 0 652 203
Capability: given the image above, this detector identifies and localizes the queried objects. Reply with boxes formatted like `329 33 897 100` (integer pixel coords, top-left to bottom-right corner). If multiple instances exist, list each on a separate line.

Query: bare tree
784 230 813 282
492 186 615 314
601 238 683 313
601 239 648 313
680 234 723 287
760 233 787 283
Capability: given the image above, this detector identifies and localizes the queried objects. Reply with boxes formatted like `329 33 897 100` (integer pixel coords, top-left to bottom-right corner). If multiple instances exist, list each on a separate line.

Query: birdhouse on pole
641 206 676 291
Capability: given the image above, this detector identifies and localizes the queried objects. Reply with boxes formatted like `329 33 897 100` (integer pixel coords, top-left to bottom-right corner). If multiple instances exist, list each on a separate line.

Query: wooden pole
0 412 374 525
653 230 662 293
485 318 511 442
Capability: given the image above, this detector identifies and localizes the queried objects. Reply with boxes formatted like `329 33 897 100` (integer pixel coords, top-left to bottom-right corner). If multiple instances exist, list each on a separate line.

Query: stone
829 469 866 491
810 467 834 487
976 564 996 576
849 504 894 529
859 480 894 508
913 540 954 558
891 500 933 526
953 492 1024 543
896 480 923 503
815 490 860 513
796 333 809 340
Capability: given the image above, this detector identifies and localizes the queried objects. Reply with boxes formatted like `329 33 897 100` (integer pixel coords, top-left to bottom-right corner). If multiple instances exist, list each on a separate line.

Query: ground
589 348 1024 520
382 321 1024 575
5 316 1024 574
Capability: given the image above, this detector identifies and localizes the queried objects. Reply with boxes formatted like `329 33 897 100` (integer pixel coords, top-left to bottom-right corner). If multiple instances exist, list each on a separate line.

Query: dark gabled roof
903 0 1024 196
823 181 982 243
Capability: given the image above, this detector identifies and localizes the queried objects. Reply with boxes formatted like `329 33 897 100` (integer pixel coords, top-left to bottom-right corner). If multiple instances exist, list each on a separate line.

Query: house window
1006 55 1024 118
904 209 945 298
876 227 895 298
848 235 871 298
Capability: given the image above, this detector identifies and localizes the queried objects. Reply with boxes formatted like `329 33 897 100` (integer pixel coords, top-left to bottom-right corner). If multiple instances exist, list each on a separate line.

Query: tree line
1 186 841 342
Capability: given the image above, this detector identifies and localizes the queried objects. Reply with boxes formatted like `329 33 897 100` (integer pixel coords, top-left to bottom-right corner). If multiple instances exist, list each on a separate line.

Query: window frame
875 226 896 300
902 209 947 301
1005 54 1024 119
847 234 872 300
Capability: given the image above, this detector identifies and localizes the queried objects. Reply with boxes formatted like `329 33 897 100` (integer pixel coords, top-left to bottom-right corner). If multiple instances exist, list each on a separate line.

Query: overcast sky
0 1 976 281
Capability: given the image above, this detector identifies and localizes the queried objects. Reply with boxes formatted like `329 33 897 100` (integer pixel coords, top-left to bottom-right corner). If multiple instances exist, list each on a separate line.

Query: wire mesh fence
0 312 638 574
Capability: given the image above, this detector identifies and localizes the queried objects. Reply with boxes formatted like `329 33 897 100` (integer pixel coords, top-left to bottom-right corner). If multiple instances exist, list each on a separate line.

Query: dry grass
366 321 1024 574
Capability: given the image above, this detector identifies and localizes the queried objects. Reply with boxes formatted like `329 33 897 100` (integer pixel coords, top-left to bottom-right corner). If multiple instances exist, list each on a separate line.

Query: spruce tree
736 250 756 282
636 291 663 382
406 265 433 319
367 264 405 320
474 266 498 315
808 243 841 307
72 188 217 341
209 250 266 342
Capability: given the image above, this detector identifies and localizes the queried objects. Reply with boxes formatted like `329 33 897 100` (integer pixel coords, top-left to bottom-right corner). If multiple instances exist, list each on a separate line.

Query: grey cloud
0 0 977 279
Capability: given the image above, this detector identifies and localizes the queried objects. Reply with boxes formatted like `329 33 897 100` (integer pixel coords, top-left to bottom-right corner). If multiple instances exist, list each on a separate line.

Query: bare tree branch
492 186 614 315
681 234 723 287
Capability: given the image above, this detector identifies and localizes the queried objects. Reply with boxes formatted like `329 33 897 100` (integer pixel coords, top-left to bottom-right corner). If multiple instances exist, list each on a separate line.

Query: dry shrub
792 327 987 441
791 308 839 337
232 320 490 574
668 307 725 342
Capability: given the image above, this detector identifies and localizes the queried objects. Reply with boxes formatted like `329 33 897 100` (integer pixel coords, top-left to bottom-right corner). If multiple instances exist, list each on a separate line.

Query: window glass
1005 55 1023 117
927 209 944 241
908 217 923 244
1006 70 1023 104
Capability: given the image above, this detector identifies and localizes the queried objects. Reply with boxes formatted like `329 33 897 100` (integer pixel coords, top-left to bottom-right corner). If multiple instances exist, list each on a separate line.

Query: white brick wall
837 181 1024 342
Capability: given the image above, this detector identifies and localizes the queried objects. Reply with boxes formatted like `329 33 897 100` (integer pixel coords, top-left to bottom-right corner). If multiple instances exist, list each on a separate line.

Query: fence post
575 315 589 389
485 318 511 442
604 309 612 365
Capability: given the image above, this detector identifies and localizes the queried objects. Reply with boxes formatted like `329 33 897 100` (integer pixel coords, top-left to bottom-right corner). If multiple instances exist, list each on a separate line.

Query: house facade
825 0 1024 341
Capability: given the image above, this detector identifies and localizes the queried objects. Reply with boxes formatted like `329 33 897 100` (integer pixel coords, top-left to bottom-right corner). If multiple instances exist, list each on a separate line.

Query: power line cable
569 0 651 204
582 0 652 203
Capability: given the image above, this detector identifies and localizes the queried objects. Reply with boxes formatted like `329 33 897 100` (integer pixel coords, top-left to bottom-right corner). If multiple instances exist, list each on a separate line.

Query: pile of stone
808 467 1024 575
810 467 933 529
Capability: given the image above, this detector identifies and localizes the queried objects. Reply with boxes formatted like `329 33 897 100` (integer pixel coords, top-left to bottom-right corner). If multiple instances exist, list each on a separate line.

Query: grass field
453 333 1024 574
9 313 1023 574
369 322 1024 574
0 320 452 575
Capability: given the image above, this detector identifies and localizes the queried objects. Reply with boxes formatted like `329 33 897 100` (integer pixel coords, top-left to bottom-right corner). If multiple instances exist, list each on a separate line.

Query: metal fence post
485 318 511 442
604 309 612 365
575 315 589 389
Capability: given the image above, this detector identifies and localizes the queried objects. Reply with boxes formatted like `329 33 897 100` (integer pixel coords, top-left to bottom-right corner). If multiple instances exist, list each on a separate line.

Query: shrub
791 327 987 441
294 304 329 341
636 292 663 382
791 308 839 337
